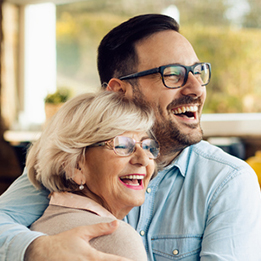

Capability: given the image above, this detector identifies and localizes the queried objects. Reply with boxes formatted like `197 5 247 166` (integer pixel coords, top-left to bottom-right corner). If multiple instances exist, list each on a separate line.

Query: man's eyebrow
163 61 202 66
141 136 151 141
193 61 201 65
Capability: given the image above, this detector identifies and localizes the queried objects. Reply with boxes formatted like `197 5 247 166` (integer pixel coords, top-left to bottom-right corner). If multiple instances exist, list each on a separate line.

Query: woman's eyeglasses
119 62 211 89
91 136 160 159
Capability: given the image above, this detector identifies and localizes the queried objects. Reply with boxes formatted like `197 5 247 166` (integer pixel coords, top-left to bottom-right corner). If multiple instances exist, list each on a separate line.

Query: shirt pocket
151 235 202 260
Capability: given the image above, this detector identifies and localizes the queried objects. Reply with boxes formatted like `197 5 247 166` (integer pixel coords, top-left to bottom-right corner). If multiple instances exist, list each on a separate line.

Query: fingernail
109 220 118 227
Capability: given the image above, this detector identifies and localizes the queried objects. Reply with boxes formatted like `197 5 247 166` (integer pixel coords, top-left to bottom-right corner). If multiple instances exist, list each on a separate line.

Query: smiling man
1 14 261 261
119 31 207 156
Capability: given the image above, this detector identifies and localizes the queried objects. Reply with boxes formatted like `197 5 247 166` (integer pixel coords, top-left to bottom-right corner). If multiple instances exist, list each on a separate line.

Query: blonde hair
26 91 155 192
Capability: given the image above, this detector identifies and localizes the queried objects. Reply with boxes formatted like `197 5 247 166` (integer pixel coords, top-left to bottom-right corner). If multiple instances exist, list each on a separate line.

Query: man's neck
156 149 183 169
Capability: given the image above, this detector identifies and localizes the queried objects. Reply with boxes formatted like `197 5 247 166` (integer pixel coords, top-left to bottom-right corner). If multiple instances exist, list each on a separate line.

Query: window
2 0 261 137
56 0 261 115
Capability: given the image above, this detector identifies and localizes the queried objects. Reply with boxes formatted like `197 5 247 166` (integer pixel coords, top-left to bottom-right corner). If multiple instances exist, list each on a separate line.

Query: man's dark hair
97 14 180 86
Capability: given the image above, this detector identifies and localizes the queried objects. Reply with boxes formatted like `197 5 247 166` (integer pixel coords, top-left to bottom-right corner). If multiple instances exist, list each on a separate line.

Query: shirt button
173 249 179 255
146 187 151 193
140 230 145 236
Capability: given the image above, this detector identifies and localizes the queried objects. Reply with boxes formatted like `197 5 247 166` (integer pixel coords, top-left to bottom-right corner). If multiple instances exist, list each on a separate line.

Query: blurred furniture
3 130 41 170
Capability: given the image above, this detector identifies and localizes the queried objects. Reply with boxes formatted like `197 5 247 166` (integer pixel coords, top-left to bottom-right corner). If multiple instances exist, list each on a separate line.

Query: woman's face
80 131 155 219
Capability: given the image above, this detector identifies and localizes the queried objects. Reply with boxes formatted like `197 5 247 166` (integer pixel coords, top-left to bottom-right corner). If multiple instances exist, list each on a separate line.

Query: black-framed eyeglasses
119 62 211 89
91 136 160 159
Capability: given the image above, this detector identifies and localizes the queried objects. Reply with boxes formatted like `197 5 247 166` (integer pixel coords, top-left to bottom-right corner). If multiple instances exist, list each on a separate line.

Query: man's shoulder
165 140 252 182
191 140 249 169
178 140 258 200
180 140 256 186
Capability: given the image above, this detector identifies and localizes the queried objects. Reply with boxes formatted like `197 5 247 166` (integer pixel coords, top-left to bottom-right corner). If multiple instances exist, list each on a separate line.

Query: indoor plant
44 87 71 122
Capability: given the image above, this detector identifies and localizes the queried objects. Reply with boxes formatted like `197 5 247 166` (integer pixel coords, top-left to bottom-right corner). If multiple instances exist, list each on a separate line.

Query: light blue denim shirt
0 141 261 261
125 141 261 260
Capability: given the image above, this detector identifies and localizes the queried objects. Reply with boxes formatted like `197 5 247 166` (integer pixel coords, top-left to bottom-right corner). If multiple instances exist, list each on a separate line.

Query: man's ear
107 78 134 98
106 78 127 93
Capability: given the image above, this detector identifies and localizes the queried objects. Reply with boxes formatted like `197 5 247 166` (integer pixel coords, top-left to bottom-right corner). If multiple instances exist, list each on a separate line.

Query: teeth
173 105 197 115
125 183 139 186
120 175 144 180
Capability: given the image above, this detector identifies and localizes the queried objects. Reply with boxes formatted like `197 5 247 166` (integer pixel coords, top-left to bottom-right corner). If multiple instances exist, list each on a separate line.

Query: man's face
126 30 207 160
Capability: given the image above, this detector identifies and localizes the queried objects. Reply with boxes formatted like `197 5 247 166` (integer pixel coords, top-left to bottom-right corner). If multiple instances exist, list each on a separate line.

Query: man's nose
180 72 205 98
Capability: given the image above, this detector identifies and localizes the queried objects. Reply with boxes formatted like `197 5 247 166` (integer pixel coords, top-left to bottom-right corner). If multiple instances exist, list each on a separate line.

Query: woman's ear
72 168 83 185
72 161 86 185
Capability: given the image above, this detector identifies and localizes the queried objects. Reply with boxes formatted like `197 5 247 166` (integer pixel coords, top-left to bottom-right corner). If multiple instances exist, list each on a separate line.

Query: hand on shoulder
25 220 132 261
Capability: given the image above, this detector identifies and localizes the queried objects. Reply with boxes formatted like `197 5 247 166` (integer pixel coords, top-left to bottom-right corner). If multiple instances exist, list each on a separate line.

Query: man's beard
152 106 203 155
132 85 203 157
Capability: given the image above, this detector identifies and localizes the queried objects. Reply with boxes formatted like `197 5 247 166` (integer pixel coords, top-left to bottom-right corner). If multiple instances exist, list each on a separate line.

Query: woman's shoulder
31 205 115 234
91 219 147 261
31 205 147 260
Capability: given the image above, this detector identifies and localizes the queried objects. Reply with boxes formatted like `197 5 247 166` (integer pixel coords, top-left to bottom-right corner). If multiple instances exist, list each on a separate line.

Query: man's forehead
135 30 199 69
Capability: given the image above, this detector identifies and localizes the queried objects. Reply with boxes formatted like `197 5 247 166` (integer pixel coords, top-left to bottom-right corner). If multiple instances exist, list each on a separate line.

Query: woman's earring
79 182 84 190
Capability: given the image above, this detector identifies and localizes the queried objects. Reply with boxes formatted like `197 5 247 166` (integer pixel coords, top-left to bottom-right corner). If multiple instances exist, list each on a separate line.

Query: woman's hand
25 220 131 261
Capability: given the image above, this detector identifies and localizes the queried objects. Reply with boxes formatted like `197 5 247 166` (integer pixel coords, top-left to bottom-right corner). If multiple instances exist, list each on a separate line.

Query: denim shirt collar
162 143 195 178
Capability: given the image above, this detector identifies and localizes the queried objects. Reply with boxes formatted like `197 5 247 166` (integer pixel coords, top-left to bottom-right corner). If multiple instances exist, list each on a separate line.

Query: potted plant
44 87 71 122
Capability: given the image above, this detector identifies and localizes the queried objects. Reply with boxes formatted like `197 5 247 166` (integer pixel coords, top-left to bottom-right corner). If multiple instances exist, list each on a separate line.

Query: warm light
21 3 56 127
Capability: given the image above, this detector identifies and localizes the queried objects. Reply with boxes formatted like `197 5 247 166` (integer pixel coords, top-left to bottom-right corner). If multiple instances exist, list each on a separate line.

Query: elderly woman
27 91 159 261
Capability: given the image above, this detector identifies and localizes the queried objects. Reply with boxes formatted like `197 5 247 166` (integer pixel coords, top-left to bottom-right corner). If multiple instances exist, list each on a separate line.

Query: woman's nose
130 145 150 166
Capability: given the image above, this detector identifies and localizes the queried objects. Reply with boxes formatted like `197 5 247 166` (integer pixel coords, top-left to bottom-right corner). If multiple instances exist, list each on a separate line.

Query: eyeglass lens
113 136 159 159
163 63 210 88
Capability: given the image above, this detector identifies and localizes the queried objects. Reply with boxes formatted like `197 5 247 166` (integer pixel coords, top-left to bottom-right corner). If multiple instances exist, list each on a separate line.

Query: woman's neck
75 190 131 220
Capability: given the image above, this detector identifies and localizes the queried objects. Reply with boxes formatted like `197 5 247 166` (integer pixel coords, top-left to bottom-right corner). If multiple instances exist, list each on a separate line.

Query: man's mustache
167 96 202 110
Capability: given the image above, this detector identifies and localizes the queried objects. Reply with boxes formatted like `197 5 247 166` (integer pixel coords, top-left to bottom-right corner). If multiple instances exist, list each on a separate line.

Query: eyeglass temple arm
119 68 160 80
91 141 114 150
91 142 106 147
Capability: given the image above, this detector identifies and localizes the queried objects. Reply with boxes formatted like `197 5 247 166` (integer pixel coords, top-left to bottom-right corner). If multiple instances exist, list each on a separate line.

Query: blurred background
1 0 261 193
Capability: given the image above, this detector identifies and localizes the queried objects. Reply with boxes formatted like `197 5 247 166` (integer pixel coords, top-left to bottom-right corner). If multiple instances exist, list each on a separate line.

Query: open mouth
119 175 145 190
172 105 198 119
